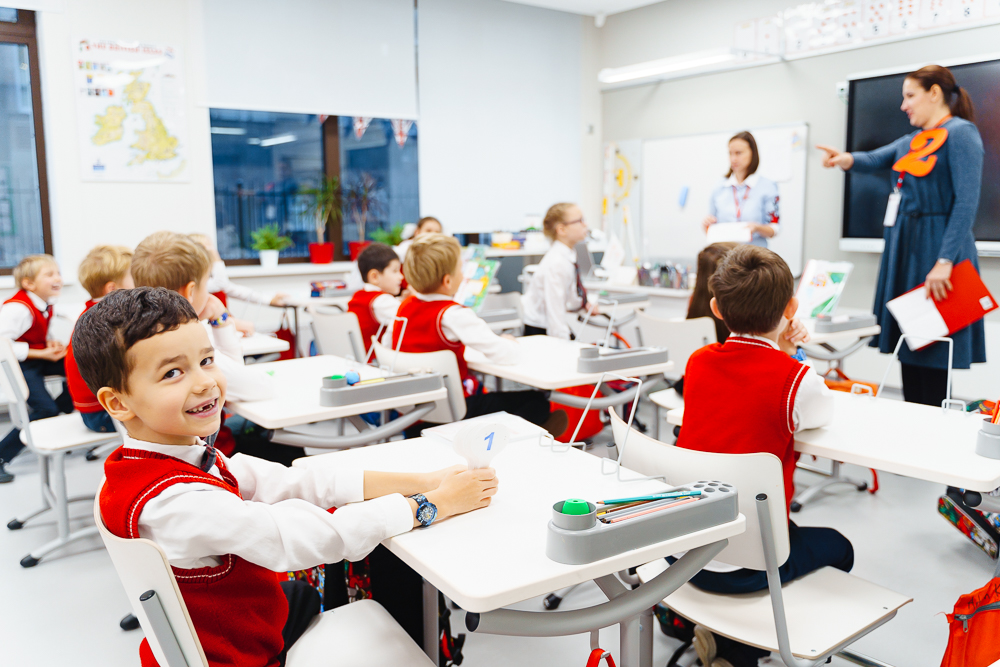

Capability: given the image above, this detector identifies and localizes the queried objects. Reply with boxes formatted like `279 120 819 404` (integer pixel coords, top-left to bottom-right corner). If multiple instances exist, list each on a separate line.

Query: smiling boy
77 287 498 667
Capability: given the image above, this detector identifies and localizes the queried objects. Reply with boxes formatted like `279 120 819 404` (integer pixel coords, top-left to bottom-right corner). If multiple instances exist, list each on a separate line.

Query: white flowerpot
258 249 279 270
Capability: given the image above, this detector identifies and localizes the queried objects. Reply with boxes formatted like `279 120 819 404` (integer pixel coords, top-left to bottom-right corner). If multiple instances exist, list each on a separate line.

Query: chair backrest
309 307 367 361
481 291 522 318
0 337 31 431
609 408 789 570
372 342 466 423
634 312 717 379
94 484 208 667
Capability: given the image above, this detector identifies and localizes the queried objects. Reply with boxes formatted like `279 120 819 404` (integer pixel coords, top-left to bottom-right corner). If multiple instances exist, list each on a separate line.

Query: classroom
2 1 1000 666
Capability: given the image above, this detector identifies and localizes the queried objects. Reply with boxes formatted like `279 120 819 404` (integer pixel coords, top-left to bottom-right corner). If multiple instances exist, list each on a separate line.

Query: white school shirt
522 241 585 340
204 321 273 402
707 173 781 244
0 290 52 361
361 283 401 328
128 434 414 571
412 292 520 365
207 260 273 306
673 333 834 573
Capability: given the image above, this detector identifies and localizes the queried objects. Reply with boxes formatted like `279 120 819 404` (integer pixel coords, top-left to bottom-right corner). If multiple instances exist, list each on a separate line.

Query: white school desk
666 392 1000 493
800 318 881 371
294 436 745 667
238 332 290 357
225 355 447 431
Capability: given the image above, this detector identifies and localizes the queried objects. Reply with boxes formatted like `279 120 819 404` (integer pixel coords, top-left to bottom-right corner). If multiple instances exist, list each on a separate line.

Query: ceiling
499 0 666 17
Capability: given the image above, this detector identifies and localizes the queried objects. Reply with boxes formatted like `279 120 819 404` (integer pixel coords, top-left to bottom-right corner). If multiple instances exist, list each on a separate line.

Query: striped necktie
200 430 219 472
575 263 588 303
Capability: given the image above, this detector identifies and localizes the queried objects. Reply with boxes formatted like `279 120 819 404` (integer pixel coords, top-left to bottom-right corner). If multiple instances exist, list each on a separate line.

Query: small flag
353 117 373 140
390 119 414 147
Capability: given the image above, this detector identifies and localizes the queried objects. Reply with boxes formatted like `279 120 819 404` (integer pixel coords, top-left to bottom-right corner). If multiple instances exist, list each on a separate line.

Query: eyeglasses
563 218 585 226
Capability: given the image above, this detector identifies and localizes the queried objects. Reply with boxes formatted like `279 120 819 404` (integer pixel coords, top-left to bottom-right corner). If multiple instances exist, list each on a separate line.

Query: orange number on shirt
891 128 948 177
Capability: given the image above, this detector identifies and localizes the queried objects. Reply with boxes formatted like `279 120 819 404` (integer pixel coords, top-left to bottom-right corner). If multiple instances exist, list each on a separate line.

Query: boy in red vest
75 287 497 667
675 245 853 667
348 243 402 355
392 233 567 435
0 254 73 483
66 245 134 436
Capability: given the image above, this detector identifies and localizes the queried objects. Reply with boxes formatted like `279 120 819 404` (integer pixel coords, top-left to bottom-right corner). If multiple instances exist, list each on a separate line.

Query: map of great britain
92 71 179 165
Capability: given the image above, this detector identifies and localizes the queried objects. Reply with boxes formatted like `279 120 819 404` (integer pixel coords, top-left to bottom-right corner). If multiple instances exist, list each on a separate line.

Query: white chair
93 487 434 667
608 410 910 667
373 342 466 424
480 291 523 335
308 306 367 361
0 338 120 567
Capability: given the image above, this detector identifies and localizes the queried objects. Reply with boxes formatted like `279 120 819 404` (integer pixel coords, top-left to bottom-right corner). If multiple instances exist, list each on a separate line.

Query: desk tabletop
667 392 1000 491
465 335 674 390
239 332 290 357
226 355 448 429
282 293 353 309
802 319 881 346
295 437 745 613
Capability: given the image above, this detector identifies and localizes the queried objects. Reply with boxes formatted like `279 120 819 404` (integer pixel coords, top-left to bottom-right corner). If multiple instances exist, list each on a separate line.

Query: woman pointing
818 65 985 406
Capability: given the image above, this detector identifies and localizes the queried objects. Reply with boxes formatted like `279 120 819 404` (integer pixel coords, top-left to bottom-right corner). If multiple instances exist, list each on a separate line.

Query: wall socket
836 81 849 104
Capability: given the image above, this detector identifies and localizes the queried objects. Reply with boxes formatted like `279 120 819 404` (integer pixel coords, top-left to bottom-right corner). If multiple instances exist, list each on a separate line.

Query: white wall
596 0 1000 396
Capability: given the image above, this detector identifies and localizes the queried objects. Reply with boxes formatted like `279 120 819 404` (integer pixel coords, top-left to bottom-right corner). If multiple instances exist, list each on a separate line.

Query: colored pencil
992 400 1000 424
597 490 701 505
605 497 698 524
596 501 647 517
598 496 694 522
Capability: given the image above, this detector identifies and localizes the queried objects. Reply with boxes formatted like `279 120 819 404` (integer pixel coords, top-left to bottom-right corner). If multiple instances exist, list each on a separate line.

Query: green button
561 499 590 515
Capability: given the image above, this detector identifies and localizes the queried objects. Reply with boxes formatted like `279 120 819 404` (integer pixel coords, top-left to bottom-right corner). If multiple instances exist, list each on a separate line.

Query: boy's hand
425 468 498 521
34 344 67 361
501 333 516 341
270 293 289 307
199 294 229 323
423 464 467 491
779 317 810 355
234 318 256 336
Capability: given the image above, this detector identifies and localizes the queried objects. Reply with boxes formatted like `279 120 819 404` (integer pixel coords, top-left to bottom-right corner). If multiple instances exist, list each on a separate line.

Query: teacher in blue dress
818 65 984 406
702 131 781 247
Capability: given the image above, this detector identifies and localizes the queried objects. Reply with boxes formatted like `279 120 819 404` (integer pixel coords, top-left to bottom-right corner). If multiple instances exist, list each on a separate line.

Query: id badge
883 190 901 227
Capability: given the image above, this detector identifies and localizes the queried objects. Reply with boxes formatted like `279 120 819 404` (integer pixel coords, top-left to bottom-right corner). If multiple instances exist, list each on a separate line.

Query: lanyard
732 183 751 220
895 114 951 191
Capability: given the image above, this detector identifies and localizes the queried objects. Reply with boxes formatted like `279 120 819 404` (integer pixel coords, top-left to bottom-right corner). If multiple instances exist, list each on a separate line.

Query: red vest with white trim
348 289 384 352
100 447 288 667
392 296 469 381
675 336 808 517
3 289 49 349
66 300 101 412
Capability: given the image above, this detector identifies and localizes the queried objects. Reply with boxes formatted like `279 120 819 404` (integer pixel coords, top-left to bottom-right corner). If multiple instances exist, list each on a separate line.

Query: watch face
417 503 437 526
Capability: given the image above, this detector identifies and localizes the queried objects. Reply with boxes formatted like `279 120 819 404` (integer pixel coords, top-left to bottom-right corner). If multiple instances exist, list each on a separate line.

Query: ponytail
906 64 976 123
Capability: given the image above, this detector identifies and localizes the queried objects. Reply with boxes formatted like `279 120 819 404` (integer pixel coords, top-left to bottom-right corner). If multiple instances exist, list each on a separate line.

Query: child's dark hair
687 242 737 343
709 245 793 335
357 243 399 283
72 287 199 396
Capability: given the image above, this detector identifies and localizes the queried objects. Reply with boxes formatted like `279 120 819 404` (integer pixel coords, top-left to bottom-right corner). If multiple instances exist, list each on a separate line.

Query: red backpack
941 577 1000 667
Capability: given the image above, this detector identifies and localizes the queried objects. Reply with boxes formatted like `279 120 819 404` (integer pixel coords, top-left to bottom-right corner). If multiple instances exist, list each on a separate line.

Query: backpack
941 578 1000 667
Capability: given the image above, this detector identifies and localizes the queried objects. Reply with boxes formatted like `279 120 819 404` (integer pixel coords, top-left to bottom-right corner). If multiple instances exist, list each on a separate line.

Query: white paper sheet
422 412 545 445
885 288 949 350
706 222 752 244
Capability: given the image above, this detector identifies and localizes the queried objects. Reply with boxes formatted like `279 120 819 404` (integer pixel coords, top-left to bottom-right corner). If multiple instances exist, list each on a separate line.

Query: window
209 110 420 262
0 9 51 273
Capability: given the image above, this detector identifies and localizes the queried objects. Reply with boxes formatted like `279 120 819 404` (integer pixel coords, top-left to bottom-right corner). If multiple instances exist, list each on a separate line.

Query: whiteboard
640 123 808 276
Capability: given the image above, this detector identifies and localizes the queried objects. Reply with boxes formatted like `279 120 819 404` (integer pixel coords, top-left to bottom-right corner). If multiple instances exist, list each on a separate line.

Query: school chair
480 291 524 336
308 306 367 361
0 338 120 567
608 409 911 667
372 341 466 425
93 485 435 667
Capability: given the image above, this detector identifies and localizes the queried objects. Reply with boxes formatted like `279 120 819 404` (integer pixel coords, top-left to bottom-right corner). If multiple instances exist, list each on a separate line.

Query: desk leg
292 306 301 358
423 578 439 664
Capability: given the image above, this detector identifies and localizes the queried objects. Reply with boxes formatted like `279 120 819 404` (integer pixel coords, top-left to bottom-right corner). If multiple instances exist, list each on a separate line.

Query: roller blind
417 0 582 232
200 0 417 119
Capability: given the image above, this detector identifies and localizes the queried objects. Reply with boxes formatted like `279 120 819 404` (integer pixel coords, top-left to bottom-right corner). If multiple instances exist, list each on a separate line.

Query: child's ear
177 281 196 302
97 387 135 423
366 268 380 284
102 281 116 296
709 297 724 321
783 296 799 320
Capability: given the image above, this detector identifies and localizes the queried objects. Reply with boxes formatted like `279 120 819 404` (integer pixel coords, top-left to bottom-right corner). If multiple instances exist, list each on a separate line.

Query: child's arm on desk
442 307 520 364
200 295 273 402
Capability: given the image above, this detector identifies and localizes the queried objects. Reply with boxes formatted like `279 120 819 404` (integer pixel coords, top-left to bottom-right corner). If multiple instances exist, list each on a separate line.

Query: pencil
598 496 692 521
596 500 647 516
605 497 698 524
597 490 701 505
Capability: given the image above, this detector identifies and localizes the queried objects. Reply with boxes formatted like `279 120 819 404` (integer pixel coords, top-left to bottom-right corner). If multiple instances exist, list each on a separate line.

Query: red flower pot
308 242 334 264
349 241 373 261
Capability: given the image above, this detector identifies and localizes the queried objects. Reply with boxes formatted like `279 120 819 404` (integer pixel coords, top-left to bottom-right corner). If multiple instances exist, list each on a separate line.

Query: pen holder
551 500 597 531
322 376 348 389
976 418 1000 460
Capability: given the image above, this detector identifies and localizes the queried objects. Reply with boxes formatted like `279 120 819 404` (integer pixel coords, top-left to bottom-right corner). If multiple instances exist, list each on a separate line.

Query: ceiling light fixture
258 134 297 147
598 47 784 89
210 126 247 135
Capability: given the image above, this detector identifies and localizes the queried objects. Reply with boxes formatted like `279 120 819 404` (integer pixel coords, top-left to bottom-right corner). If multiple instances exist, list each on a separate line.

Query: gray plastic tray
814 313 877 333
479 308 519 323
319 372 444 407
546 481 738 565
576 345 668 373
597 292 648 305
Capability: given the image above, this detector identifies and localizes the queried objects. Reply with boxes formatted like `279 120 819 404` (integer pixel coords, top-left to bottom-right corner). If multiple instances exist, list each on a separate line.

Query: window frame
0 10 53 275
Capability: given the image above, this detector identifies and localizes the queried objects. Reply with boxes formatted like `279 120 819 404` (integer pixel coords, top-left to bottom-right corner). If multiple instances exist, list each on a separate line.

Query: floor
0 400 995 667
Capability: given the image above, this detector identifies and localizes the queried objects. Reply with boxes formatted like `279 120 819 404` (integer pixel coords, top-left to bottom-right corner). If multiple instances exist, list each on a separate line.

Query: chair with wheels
608 409 911 667
93 486 435 667
0 338 120 567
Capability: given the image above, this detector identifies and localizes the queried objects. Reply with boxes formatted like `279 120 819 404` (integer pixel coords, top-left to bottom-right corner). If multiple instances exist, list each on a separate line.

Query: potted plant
250 223 293 269
345 172 384 260
370 223 406 247
299 175 342 264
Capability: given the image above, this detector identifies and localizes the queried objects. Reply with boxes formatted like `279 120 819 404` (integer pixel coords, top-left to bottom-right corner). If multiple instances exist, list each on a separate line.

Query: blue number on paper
485 432 495 451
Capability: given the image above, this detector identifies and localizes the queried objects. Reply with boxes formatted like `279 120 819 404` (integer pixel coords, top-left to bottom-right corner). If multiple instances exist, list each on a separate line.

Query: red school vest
676 337 809 518
348 289 384 352
392 296 469 381
66 300 101 413
3 289 50 349
100 447 288 667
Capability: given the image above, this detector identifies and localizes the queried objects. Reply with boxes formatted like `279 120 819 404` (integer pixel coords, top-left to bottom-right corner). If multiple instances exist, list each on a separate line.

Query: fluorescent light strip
598 47 783 87
210 126 247 135
258 134 297 147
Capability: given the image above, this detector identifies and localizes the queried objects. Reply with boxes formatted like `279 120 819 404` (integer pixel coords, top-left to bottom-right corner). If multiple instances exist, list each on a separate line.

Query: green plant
299 175 343 244
250 224 293 251
345 172 384 242
370 223 405 246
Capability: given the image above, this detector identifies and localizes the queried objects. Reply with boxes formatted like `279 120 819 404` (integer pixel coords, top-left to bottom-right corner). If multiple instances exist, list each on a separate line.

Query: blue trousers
0 359 73 464
81 410 116 433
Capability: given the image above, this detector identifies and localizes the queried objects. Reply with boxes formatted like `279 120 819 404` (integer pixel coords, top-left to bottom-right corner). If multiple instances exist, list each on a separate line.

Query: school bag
941 577 1000 667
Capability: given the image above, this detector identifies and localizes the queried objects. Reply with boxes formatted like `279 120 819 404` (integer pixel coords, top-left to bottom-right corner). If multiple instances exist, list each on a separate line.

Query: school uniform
0 289 73 466
673 333 852 662
392 293 551 429
65 298 115 433
348 284 399 352
101 433 413 667
522 241 587 340
207 260 274 307
707 173 781 247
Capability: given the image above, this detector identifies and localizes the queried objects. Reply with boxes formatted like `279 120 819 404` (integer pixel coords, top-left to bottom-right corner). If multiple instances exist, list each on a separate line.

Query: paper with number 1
452 422 510 469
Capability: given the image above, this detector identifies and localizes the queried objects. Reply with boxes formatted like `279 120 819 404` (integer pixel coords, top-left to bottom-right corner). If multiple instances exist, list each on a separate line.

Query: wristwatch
409 494 438 527
791 348 808 362
936 258 953 266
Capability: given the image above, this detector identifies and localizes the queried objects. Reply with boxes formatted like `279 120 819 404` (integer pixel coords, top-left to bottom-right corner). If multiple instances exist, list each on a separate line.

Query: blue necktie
200 430 219 472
